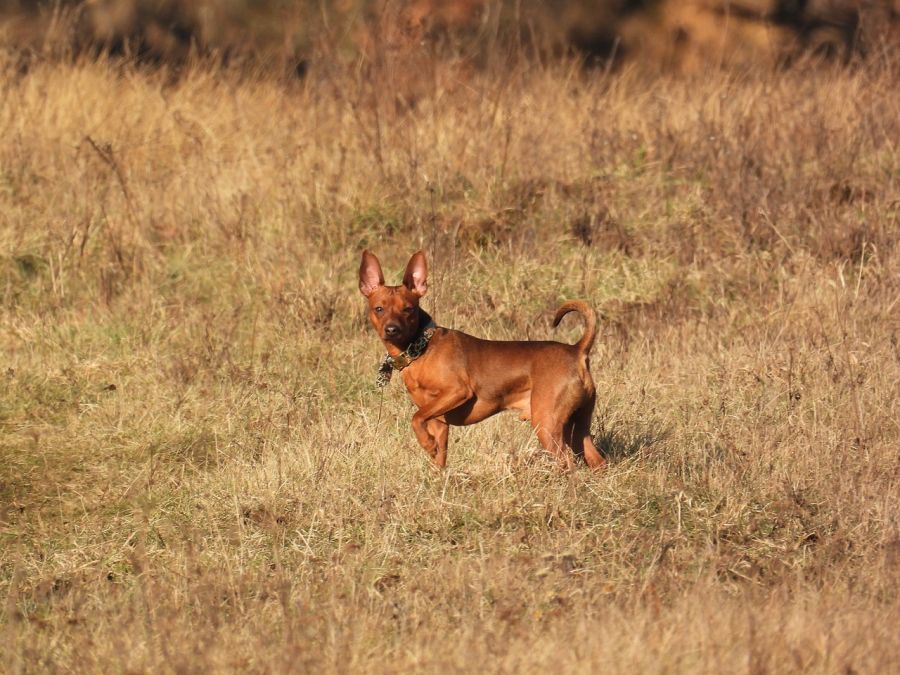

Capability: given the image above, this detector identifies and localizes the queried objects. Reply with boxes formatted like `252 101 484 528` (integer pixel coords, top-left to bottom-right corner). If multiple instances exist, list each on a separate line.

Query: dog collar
375 317 437 388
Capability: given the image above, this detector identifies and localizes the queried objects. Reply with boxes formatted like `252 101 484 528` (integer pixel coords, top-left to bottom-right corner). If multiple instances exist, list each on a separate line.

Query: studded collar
375 313 437 387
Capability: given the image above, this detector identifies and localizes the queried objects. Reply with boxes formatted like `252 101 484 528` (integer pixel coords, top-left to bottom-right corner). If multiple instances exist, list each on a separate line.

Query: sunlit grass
1 47 898 672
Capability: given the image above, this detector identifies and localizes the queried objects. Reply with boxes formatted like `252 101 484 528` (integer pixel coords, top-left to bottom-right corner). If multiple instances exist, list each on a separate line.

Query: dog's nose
384 324 401 337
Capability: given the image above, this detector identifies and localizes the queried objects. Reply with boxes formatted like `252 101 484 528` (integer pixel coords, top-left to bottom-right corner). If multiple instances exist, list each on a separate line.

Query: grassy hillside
1 48 899 671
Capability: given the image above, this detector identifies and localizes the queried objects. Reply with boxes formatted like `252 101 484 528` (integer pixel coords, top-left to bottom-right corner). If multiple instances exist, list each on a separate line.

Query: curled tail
553 300 597 354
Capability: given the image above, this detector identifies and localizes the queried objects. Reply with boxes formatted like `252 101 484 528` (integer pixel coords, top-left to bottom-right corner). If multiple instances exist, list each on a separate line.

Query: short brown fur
359 250 605 470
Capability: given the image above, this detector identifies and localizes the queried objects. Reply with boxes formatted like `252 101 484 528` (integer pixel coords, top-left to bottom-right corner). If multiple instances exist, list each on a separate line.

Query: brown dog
359 250 605 470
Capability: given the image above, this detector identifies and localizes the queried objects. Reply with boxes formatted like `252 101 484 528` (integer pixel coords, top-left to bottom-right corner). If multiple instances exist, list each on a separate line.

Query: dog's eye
374 306 384 314
404 306 415 313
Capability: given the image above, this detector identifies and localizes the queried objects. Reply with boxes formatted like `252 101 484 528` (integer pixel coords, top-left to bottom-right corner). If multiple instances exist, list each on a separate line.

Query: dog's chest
401 367 434 407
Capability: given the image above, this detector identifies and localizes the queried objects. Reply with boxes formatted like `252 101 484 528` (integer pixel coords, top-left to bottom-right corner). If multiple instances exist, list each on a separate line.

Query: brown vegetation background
1 1 899 673
2 1 899 71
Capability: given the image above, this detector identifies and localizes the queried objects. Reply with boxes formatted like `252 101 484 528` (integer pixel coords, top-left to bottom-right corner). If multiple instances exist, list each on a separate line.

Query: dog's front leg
425 419 449 468
411 390 470 467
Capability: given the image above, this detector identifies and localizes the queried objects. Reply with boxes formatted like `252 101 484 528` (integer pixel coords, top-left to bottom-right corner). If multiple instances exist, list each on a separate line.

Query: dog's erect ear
402 250 427 297
359 251 385 297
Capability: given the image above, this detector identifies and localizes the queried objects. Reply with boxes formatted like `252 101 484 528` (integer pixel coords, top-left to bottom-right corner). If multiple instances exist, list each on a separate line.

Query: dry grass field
1 39 899 673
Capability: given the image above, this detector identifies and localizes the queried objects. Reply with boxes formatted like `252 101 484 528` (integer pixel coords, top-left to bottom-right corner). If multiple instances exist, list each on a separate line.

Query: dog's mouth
381 327 414 346
379 317 421 347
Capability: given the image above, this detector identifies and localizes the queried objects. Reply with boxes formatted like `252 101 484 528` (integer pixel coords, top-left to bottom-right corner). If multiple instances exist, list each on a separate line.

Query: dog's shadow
590 421 669 463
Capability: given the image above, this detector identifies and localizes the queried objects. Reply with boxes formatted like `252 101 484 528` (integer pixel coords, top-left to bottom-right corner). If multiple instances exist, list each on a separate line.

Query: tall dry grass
1 43 899 672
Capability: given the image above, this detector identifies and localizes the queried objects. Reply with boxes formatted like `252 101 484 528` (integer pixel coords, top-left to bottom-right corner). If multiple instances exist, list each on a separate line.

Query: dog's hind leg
567 398 604 470
532 409 575 471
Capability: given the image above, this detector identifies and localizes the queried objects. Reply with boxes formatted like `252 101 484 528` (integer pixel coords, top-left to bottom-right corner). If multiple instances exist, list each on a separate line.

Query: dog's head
359 250 427 347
